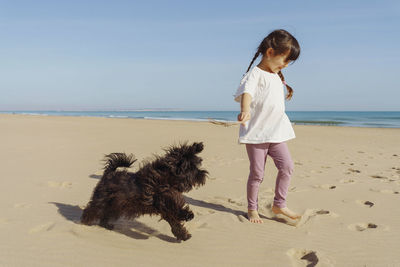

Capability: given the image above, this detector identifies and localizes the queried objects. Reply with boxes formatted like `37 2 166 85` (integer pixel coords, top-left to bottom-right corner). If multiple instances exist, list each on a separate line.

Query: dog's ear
166 142 203 159
190 142 204 154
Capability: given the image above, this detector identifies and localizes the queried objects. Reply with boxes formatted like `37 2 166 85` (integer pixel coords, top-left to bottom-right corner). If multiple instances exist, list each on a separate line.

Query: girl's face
264 49 292 73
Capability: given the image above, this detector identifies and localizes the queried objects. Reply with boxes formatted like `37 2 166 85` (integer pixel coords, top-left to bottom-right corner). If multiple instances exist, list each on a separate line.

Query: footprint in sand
294 209 340 227
315 209 331 215
339 178 357 184
370 175 388 180
369 188 399 194
348 223 388 232
355 200 375 208
227 198 245 207
287 248 335 267
47 181 72 188
392 167 400 174
203 196 247 223
313 184 337 190
390 174 400 179
286 186 309 193
29 222 56 234
187 221 211 232
348 168 361 173
310 169 324 174
195 209 217 216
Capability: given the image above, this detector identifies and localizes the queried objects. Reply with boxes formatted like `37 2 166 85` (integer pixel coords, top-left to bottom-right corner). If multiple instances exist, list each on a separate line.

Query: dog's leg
157 192 194 222
81 204 99 225
163 215 191 241
171 194 194 222
157 192 193 241
98 205 117 230
178 205 194 222
99 217 114 230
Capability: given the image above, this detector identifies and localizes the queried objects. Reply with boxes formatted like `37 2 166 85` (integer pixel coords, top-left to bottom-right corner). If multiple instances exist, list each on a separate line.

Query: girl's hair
245 29 300 100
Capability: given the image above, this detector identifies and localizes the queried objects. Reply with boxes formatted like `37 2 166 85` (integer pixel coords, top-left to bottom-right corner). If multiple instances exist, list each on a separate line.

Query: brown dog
81 142 207 241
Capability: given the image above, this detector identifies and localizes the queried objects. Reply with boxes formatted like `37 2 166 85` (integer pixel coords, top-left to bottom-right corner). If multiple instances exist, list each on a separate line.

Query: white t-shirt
234 66 295 144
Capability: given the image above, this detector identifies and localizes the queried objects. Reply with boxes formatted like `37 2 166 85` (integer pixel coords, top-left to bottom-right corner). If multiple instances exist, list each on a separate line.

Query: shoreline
1 113 400 129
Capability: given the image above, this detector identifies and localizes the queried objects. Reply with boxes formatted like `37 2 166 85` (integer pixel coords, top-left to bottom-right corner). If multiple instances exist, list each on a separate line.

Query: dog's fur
81 142 207 241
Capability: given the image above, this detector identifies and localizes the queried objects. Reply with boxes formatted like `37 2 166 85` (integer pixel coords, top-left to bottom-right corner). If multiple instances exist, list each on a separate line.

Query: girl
234 29 301 223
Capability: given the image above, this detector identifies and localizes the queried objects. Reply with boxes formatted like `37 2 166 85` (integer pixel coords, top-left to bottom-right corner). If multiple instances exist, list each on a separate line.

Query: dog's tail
103 153 136 175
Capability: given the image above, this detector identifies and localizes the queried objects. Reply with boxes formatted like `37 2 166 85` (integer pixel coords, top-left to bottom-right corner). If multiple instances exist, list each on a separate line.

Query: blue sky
0 0 399 111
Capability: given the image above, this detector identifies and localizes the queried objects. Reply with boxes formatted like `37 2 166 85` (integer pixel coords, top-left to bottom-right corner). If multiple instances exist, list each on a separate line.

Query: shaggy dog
81 142 207 241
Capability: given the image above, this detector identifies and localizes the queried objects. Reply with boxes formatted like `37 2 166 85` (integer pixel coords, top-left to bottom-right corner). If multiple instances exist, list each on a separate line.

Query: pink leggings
246 142 294 210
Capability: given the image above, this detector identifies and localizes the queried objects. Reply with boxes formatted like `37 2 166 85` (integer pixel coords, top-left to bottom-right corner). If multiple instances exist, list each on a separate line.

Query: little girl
234 29 301 223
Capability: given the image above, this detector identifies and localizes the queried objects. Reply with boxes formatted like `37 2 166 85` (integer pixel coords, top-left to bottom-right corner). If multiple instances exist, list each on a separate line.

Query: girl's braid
245 50 261 73
278 71 293 100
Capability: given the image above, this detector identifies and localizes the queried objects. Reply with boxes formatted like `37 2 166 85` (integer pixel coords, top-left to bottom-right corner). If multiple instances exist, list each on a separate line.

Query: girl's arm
237 93 252 125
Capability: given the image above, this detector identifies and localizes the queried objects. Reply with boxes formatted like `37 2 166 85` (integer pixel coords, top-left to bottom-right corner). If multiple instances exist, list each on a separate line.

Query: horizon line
1 109 400 112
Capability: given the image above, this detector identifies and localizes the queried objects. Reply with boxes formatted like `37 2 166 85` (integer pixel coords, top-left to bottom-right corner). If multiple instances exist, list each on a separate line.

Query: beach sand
0 114 399 267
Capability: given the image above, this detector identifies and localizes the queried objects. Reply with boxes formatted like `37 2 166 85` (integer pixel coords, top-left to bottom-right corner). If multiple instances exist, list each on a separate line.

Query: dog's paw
179 210 194 221
105 224 114 230
178 233 192 241
185 211 194 221
100 222 114 230
172 226 192 241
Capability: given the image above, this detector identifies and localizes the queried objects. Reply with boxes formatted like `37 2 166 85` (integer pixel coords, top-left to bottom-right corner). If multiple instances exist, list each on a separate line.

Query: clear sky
0 0 399 111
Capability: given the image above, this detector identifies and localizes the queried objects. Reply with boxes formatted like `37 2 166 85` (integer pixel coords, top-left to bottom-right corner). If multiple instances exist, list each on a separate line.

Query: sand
0 114 399 267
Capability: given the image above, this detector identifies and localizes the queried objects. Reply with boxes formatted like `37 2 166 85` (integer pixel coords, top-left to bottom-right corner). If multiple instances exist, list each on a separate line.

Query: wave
108 115 129 118
20 112 49 116
144 117 209 122
292 120 343 126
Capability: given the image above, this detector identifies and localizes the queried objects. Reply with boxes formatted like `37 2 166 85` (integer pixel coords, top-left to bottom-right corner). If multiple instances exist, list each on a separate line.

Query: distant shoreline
1 111 400 129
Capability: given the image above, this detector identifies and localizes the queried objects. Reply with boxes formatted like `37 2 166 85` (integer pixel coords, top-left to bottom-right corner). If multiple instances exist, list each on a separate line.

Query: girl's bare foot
271 206 301 220
247 210 263 223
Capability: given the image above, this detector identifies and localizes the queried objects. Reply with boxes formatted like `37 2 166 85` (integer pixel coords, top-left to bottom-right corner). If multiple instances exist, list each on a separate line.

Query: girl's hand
237 111 251 125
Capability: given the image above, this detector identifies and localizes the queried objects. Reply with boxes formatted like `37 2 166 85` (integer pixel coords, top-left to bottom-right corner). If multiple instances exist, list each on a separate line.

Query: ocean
1 111 400 128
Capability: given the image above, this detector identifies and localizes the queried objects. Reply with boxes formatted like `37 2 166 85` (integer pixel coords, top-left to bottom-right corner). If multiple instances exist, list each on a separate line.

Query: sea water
1 111 399 128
